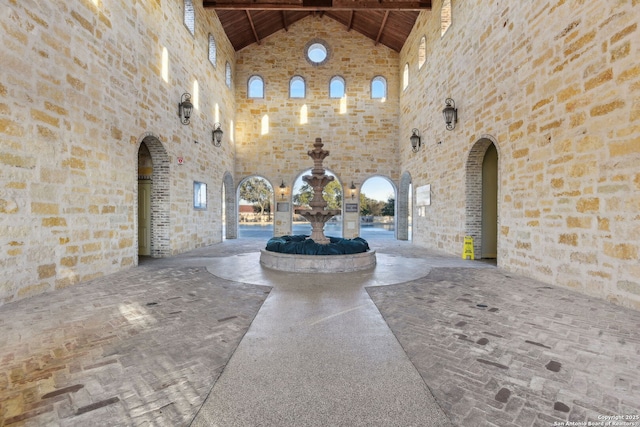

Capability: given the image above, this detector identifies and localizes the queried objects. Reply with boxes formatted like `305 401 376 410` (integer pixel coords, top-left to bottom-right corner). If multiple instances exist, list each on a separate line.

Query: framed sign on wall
193 181 207 210
345 203 358 213
416 184 431 206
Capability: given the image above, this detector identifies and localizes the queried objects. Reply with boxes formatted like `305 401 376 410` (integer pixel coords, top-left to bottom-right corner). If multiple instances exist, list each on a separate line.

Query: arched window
290 76 306 98
329 76 345 98
418 36 426 69
441 0 452 37
371 76 387 99
225 62 232 88
184 0 195 36
208 34 217 67
402 63 409 91
248 75 264 98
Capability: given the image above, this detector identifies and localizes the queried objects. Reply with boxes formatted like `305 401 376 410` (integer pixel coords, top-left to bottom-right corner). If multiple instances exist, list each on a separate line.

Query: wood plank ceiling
202 0 432 52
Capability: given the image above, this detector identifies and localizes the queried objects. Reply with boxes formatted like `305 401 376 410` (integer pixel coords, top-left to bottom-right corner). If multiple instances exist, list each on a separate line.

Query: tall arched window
225 62 232 88
248 76 264 98
371 76 387 99
441 0 452 37
184 0 195 36
329 76 345 98
208 34 217 67
418 36 426 69
290 76 306 98
402 63 409 91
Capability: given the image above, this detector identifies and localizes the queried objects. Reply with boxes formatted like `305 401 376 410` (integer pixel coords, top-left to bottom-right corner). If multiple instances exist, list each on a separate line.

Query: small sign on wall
277 202 289 212
193 181 207 210
345 203 358 213
416 184 431 206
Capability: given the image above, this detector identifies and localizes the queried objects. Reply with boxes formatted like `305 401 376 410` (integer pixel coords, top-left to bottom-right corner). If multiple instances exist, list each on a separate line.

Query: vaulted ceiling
203 0 432 52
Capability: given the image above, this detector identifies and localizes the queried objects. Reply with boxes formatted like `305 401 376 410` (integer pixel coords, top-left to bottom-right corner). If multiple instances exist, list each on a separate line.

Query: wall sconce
178 93 193 125
442 98 457 130
350 181 356 199
212 122 223 147
410 128 421 153
279 180 286 200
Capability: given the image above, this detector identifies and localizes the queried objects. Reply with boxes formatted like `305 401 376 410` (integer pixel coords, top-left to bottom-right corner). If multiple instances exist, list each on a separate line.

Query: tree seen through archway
293 179 342 209
239 177 273 220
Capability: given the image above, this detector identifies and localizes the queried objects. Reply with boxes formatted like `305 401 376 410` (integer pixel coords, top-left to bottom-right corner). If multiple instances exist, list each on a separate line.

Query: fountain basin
260 250 376 273
261 235 376 273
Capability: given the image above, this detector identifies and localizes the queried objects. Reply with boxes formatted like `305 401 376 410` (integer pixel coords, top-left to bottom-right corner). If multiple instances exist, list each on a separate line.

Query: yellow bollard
462 236 475 260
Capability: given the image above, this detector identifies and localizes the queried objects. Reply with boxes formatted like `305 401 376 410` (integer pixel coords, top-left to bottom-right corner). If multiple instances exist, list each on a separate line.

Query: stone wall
2 0 639 310
234 16 400 237
0 0 235 305
400 0 640 309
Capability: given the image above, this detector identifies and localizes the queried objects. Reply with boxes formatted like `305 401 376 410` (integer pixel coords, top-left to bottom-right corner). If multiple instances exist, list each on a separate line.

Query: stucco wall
0 0 235 305
400 0 640 308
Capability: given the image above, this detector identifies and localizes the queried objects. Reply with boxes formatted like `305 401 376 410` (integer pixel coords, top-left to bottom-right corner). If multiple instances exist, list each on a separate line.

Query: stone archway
465 135 500 260
222 172 237 239
137 134 171 258
359 175 397 240
397 171 412 241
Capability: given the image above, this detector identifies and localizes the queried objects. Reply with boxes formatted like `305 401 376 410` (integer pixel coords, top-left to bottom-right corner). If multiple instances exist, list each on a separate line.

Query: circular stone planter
260 249 377 273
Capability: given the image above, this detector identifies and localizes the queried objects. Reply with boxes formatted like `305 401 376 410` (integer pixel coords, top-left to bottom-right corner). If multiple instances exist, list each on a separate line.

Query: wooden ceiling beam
245 10 261 45
203 1 431 11
375 10 389 45
281 11 289 31
347 10 354 31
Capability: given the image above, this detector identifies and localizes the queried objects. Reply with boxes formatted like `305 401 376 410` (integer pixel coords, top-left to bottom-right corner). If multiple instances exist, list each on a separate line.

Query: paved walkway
0 238 639 426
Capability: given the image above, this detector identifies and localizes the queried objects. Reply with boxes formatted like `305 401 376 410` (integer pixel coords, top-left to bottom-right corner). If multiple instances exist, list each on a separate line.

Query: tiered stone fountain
295 138 342 245
260 138 376 273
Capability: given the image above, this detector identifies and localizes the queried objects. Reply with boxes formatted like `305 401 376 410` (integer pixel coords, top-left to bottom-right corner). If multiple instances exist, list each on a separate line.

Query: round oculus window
306 41 328 65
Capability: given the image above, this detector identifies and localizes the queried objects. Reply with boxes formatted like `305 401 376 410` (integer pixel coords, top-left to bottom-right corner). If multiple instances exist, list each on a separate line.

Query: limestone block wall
234 16 400 236
400 1 640 308
0 0 235 305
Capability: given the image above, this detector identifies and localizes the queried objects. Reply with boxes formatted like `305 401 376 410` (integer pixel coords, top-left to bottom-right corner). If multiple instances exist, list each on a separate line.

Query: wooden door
138 181 151 256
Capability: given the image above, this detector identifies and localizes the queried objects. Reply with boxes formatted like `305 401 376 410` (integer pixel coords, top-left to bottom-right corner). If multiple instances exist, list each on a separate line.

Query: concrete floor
0 238 639 426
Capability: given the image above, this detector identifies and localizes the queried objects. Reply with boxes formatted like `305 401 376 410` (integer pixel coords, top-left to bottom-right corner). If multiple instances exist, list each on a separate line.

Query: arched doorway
398 172 412 241
465 136 499 260
237 176 275 238
482 145 498 258
222 172 237 239
292 168 343 237
137 134 171 258
359 176 396 240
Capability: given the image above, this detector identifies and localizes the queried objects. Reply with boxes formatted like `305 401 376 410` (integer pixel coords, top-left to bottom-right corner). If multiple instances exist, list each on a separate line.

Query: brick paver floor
0 262 270 426
367 267 640 427
1 238 639 427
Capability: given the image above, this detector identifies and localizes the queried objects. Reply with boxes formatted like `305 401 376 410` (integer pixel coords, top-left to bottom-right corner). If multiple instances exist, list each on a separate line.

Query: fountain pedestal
297 211 339 244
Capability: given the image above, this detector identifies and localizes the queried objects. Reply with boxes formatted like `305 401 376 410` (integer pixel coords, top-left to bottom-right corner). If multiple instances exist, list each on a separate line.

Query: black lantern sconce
442 98 457 130
279 180 286 200
350 181 357 199
410 128 421 153
212 122 223 147
178 93 193 125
